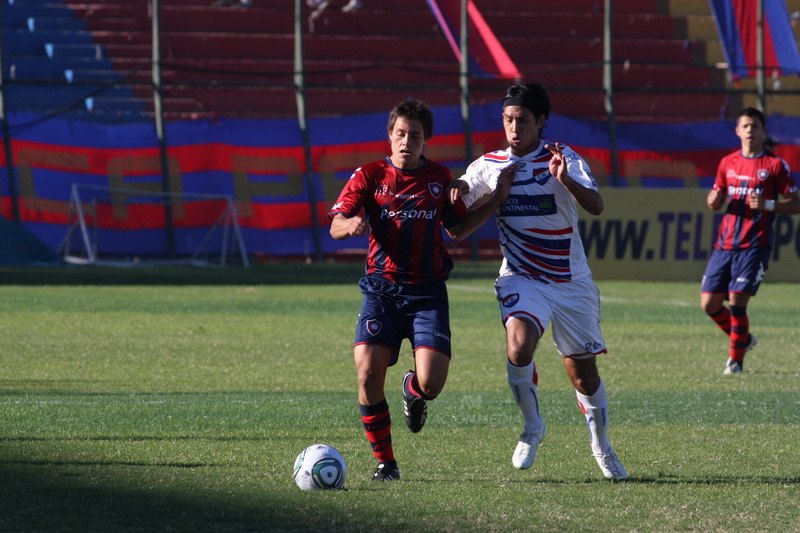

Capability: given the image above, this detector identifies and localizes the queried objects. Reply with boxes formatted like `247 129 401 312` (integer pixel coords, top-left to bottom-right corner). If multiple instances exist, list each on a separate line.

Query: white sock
507 360 544 436
575 380 610 454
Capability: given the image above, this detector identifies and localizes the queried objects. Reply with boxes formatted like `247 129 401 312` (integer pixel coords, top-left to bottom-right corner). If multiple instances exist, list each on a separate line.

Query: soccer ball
293 443 347 490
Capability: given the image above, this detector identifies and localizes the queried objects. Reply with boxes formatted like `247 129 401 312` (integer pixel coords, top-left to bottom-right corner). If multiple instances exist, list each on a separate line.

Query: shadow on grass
2 455 798 530
0 462 367 531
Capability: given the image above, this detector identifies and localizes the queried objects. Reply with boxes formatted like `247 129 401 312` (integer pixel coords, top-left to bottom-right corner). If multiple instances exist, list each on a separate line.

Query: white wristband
764 199 776 211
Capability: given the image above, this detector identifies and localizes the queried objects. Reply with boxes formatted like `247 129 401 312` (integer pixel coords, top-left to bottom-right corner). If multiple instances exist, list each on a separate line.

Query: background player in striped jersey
329 100 507 481
701 107 800 374
449 82 628 480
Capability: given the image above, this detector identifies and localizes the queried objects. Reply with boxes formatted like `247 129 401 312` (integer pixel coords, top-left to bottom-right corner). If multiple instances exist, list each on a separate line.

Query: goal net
59 184 249 267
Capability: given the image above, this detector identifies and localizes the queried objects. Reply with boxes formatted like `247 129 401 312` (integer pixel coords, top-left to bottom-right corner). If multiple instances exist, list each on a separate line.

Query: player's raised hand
493 162 517 203
748 189 765 210
448 179 469 204
545 143 566 182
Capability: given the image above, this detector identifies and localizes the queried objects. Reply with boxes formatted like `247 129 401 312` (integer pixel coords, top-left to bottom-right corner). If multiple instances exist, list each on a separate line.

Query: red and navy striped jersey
329 157 467 284
712 149 796 250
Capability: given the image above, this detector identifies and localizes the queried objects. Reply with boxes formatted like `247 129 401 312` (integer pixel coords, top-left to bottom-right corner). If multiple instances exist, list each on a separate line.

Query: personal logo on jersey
499 194 557 217
365 319 382 336
757 169 769 181
380 207 437 220
428 183 443 199
501 293 520 308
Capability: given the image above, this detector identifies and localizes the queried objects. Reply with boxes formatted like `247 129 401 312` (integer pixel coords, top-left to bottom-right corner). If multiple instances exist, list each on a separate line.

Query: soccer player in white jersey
449 83 628 480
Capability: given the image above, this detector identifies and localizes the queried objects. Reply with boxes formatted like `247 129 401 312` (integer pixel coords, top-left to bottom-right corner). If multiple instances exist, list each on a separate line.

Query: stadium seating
1 0 797 121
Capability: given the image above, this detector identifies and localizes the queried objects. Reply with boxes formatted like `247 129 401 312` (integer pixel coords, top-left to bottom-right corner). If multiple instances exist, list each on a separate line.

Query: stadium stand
1 0 798 121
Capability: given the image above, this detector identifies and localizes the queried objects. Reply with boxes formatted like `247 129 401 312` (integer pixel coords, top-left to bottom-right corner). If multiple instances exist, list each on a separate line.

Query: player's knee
506 333 537 365
571 374 600 396
566 358 600 395
355 365 381 391
505 318 539 365
700 294 724 315
416 374 443 400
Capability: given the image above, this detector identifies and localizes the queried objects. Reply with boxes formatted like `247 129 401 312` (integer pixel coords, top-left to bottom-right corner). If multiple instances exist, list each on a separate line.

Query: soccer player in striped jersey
701 107 800 375
449 82 628 480
329 100 507 481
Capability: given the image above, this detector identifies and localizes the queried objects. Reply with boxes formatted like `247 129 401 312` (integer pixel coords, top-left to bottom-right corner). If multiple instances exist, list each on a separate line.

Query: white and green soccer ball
293 443 347 490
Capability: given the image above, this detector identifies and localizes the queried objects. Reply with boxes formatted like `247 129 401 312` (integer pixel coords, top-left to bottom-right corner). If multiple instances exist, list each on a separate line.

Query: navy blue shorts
354 275 452 366
701 247 770 296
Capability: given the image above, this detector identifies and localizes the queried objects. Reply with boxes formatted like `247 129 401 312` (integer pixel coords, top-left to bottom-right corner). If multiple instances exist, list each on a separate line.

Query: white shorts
494 274 607 358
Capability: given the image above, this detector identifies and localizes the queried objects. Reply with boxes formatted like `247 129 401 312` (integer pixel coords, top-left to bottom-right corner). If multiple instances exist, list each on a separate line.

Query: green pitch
1 262 798 531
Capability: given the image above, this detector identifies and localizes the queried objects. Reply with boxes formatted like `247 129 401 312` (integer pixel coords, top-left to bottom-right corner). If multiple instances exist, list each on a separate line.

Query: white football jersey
461 141 598 282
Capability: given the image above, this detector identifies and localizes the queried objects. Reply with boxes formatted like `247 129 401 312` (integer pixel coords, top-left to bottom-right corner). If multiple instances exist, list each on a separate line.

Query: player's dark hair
388 100 434 140
502 83 551 119
739 106 766 128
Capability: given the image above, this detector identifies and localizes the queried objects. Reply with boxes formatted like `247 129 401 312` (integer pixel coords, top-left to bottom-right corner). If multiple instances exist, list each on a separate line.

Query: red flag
710 0 800 77
426 0 521 79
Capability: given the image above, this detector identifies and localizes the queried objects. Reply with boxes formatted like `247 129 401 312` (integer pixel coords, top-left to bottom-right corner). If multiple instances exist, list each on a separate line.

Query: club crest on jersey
584 340 603 353
757 169 769 181
365 319 382 336
531 167 551 185
500 293 520 308
428 183 443 199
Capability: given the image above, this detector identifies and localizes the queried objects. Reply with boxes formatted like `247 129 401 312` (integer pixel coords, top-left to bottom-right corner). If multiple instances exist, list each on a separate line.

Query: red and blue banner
709 0 800 77
1 104 800 258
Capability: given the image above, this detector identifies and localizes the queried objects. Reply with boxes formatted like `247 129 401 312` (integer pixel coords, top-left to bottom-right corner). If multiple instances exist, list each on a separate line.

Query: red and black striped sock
359 399 395 464
709 306 731 336
729 305 749 363
403 371 426 399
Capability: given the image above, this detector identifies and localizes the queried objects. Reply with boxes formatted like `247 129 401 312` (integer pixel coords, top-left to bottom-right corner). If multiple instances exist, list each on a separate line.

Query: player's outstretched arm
446 165 515 240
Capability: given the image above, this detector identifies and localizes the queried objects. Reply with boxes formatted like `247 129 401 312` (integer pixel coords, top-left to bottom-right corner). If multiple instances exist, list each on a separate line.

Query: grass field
1 262 799 531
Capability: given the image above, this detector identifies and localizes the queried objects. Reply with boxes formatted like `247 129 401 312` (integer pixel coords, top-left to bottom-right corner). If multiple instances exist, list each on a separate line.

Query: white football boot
592 447 629 480
512 423 545 470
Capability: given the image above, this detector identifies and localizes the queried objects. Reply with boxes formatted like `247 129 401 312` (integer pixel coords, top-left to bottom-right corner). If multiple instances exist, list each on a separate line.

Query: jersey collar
506 141 546 160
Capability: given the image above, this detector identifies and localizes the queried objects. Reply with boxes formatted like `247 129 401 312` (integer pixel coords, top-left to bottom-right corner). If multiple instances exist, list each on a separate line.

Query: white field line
448 284 694 308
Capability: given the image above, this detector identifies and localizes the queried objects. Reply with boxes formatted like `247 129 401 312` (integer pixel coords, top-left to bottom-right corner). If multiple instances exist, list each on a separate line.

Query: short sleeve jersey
329 157 467 284
712 149 796 250
460 141 598 282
